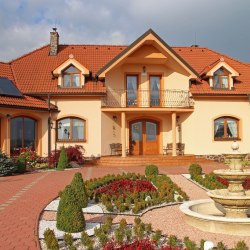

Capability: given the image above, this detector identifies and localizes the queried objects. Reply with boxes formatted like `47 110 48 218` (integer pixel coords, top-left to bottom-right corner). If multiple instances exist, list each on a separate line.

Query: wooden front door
130 119 159 155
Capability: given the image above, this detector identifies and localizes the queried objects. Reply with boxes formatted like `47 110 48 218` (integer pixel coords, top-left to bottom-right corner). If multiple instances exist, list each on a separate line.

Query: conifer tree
57 185 85 232
71 172 88 208
57 146 68 170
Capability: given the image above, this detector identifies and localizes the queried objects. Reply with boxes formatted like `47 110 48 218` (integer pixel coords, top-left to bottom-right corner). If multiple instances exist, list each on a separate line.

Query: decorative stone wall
196 154 225 163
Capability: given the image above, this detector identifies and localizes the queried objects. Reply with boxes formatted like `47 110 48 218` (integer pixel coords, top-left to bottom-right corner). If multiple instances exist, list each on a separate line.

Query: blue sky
0 0 250 62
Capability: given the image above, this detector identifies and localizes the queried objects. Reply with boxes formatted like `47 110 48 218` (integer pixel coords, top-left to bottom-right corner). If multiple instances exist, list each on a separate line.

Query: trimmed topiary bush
44 228 59 250
188 163 202 178
15 157 26 173
57 146 69 170
0 152 16 176
71 172 88 208
145 165 159 176
56 185 85 232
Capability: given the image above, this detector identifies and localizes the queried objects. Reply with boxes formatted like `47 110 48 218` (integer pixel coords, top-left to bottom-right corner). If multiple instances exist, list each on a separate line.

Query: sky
0 0 250 63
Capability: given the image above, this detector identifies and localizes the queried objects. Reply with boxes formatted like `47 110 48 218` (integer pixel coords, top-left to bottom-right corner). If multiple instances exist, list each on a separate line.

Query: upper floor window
57 117 85 141
213 68 229 89
62 65 81 88
214 117 239 140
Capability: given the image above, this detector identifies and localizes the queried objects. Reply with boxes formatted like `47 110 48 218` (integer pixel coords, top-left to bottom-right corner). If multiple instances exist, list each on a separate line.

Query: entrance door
130 119 159 155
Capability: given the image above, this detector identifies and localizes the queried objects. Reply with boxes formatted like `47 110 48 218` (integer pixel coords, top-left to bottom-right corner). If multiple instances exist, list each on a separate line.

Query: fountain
180 142 250 236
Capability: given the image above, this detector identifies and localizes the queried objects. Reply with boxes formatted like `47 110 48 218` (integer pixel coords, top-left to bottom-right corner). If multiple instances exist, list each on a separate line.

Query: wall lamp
112 115 117 121
176 115 180 123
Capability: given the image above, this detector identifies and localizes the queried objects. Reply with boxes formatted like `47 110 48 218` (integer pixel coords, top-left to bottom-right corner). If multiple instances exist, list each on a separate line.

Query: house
0 28 250 159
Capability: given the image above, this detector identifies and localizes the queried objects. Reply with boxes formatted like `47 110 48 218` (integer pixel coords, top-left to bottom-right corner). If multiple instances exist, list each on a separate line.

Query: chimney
49 28 59 56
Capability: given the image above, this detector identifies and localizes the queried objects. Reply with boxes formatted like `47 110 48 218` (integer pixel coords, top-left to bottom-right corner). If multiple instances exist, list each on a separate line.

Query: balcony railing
101 88 194 108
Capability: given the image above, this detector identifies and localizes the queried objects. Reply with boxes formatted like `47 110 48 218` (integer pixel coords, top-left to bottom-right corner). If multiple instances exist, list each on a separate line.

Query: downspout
48 94 51 160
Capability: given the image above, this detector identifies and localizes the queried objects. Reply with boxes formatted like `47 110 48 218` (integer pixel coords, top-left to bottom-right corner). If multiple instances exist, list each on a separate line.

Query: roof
172 47 250 95
0 62 57 111
0 95 57 111
1 30 250 96
10 44 126 94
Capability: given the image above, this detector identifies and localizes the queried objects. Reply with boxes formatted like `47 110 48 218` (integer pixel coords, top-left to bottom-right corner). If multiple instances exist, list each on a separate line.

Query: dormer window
62 65 81 87
213 68 229 89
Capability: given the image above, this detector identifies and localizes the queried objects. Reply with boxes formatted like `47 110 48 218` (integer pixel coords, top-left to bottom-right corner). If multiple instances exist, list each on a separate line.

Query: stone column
172 112 177 156
121 112 126 157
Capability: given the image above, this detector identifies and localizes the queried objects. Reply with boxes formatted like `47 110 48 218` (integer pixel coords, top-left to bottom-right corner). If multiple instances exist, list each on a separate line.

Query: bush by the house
49 145 85 166
0 152 16 176
43 228 59 250
15 157 26 173
57 146 69 170
145 164 159 176
18 147 38 169
56 185 85 232
64 233 73 247
71 172 88 208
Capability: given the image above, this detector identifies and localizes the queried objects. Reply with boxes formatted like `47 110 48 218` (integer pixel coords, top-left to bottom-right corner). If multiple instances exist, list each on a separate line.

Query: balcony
101 88 194 108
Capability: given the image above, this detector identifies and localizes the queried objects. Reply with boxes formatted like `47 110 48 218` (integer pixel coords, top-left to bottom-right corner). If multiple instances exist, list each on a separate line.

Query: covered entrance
130 119 159 155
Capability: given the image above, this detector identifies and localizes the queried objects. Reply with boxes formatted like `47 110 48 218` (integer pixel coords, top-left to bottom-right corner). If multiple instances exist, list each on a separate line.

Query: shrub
217 241 227 250
188 163 202 177
44 228 59 250
71 172 88 208
56 185 85 232
183 236 198 250
18 147 38 168
167 235 178 247
81 231 94 249
64 233 73 247
233 240 248 250
0 152 16 176
151 229 162 246
145 164 159 176
57 146 69 170
15 157 26 173
49 145 85 166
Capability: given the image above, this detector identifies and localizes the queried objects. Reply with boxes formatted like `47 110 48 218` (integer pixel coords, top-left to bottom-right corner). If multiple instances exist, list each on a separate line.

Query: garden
0 145 85 176
39 164 249 250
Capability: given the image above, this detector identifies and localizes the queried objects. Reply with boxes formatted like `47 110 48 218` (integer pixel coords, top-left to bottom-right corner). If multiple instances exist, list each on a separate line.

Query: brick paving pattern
0 162 248 249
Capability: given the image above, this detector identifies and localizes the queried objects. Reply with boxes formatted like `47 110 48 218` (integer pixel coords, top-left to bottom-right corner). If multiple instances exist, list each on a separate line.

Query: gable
97 29 198 78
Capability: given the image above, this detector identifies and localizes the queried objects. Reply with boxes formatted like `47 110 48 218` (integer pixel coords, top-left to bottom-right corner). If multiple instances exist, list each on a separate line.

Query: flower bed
85 172 189 214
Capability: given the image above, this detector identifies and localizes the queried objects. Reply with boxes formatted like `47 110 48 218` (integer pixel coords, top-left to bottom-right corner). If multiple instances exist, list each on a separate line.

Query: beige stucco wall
106 63 190 91
182 98 250 155
51 98 102 157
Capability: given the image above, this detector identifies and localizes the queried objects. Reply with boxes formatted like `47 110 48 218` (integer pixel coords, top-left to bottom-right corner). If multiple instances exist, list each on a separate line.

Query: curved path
0 163 240 250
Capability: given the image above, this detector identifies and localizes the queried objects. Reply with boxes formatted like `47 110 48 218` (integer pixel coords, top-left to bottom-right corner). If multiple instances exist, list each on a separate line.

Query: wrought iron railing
101 88 194 108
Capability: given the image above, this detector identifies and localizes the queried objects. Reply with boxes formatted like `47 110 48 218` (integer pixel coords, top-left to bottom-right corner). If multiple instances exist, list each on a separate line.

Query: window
62 65 81 87
10 117 36 155
213 68 229 89
57 117 85 141
214 117 239 140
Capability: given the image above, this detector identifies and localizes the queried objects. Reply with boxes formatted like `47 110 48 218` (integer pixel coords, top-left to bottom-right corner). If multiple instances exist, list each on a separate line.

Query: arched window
57 117 85 141
213 68 229 89
214 117 239 140
62 65 81 87
10 117 37 155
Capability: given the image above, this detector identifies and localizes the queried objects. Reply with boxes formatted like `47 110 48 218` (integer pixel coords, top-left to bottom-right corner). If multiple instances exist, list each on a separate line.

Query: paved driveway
0 163 223 250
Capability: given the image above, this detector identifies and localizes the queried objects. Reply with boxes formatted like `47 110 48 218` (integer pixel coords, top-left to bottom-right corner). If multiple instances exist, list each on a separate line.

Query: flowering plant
18 147 38 168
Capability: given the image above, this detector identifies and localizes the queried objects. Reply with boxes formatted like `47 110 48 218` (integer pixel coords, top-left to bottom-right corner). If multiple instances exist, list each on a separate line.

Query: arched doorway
10 116 37 155
129 119 159 155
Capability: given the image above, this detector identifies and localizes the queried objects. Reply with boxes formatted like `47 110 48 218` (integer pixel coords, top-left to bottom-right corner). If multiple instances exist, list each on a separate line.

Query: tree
56 185 85 232
57 146 68 170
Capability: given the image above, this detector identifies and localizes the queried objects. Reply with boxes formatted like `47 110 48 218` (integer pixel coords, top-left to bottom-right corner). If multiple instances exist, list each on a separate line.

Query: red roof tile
10 45 126 94
172 47 250 95
0 95 57 111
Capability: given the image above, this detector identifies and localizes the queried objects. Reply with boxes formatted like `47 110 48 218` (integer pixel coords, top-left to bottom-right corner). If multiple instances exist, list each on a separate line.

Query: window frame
10 116 37 155
214 116 240 141
213 68 230 89
56 117 86 142
62 65 81 88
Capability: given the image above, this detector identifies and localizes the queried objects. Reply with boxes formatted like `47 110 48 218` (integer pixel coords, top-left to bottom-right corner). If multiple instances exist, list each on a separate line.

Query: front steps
97 155 213 167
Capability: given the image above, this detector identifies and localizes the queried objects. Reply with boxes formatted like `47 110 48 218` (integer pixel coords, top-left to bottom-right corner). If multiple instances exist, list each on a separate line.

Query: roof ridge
59 44 128 47
172 46 207 49
9 44 49 63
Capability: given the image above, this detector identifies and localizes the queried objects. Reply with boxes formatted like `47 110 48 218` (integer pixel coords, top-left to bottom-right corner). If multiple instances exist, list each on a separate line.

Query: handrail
102 88 194 108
